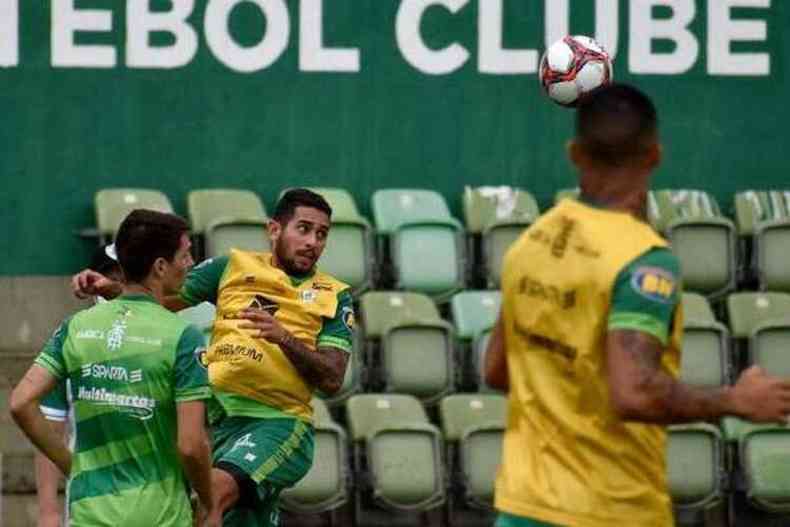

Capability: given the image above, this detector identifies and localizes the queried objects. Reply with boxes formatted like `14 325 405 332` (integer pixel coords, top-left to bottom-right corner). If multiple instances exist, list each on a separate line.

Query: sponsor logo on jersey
312 282 333 291
77 386 156 420
215 343 263 362
300 289 318 304
249 294 279 315
631 266 676 303
342 306 355 331
195 347 209 369
232 433 257 451
81 363 143 383
518 275 576 310
106 319 127 351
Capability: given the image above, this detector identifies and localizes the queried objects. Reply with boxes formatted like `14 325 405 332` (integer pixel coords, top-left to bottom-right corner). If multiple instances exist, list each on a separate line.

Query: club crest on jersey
342 306 355 331
195 347 209 369
249 295 279 315
631 267 676 303
300 289 318 304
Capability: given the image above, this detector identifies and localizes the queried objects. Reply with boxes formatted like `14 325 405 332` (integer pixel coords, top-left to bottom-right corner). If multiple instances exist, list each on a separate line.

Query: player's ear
267 219 282 243
567 139 586 170
152 257 168 279
644 142 662 170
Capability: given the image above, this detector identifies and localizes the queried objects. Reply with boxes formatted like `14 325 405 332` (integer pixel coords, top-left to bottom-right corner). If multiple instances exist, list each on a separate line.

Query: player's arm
483 311 508 392
10 365 71 475
35 419 66 527
173 325 215 516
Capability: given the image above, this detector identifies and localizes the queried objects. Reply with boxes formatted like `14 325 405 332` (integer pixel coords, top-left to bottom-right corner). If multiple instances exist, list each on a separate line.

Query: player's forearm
35 451 63 516
10 404 71 475
178 436 214 511
279 335 344 394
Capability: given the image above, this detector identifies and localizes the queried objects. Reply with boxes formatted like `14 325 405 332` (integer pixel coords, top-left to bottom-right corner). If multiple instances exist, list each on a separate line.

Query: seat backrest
462 186 539 233
735 190 790 236
667 425 721 506
741 429 790 510
188 189 267 234
451 291 502 341
205 220 270 258
439 394 507 441
680 323 729 387
371 189 453 234
345 394 428 441
393 225 463 299
360 291 441 338
751 321 790 378
648 190 722 233
305 187 366 223
383 324 453 404
311 398 335 426
95 188 173 236
682 292 716 324
726 292 790 338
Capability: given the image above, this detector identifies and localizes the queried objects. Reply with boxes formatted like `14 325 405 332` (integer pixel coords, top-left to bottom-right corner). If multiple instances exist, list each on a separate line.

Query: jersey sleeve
608 247 682 346
173 325 212 402
316 289 354 353
34 318 72 380
178 256 229 307
40 379 69 422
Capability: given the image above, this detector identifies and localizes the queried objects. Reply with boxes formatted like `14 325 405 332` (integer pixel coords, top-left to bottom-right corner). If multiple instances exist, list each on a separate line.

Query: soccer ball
539 35 613 107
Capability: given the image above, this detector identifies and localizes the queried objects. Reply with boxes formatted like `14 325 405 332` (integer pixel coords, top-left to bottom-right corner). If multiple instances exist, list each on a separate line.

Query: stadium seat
749 318 790 378
177 301 216 343
359 291 442 339
648 190 737 298
462 186 539 287
741 427 790 513
204 219 270 258
304 187 375 295
450 291 502 389
682 292 717 324
345 394 446 521
726 292 790 339
734 191 790 292
280 399 349 521
680 321 731 387
439 394 506 517
94 188 173 243
667 424 725 512
371 189 465 302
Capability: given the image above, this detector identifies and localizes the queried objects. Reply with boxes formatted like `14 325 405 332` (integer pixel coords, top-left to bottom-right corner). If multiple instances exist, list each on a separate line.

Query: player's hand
732 365 790 424
38 511 61 527
238 308 289 345
71 269 120 300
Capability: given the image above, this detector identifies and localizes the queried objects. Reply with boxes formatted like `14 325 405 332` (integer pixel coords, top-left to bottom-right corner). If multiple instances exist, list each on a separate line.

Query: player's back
53 295 197 527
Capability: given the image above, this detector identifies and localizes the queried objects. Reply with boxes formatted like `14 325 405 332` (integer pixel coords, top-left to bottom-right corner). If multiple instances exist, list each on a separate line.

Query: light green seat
177 302 216 343
553 187 580 204
95 188 173 241
680 321 730 387
301 187 374 294
750 318 790 378
359 291 441 339
735 191 790 292
682 292 716 324
439 394 507 511
666 424 724 509
450 291 502 343
205 218 270 258
463 186 539 287
372 189 465 301
726 292 790 339
345 394 445 515
742 427 790 512
187 189 267 234
281 399 349 515
381 319 455 406
648 190 736 298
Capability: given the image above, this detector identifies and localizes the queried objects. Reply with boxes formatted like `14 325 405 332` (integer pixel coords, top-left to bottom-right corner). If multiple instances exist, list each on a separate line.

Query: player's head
268 188 332 276
91 243 123 283
570 83 660 175
115 209 193 294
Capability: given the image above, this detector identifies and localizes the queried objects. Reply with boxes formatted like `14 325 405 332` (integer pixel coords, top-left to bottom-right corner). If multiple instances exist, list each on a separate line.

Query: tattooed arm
607 329 790 425
239 308 349 395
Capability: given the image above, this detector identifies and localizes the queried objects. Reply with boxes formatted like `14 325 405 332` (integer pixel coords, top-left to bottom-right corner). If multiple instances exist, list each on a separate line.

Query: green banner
1 0 786 274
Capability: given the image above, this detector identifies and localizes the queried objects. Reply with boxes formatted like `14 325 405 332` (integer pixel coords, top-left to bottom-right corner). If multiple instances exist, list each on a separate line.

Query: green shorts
212 416 315 527
495 512 560 527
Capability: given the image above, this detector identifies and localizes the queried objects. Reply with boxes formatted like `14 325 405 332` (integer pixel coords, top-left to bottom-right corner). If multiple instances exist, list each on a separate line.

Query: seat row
85 186 790 301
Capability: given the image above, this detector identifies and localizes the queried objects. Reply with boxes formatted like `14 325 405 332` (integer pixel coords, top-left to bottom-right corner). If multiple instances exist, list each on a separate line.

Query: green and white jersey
35 294 211 527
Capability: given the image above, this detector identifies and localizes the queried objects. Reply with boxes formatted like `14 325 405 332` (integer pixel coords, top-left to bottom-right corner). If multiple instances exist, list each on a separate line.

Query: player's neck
123 280 165 304
580 169 649 221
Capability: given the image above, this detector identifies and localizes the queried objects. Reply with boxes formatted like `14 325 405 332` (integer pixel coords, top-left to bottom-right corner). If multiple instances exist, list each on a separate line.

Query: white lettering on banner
545 0 620 61
127 0 198 68
0 0 18 67
708 0 771 76
204 0 289 73
478 0 537 74
299 0 360 72
51 0 116 68
629 0 698 74
396 0 470 75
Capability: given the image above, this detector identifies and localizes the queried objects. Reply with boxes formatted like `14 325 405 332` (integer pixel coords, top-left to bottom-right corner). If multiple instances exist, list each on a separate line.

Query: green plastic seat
750 318 790 378
95 188 173 240
666 424 724 509
680 321 730 387
741 428 790 512
281 398 348 514
726 292 790 339
359 291 441 339
439 394 507 511
648 190 736 298
735 191 790 292
682 292 716 324
381 319 455 405
371 189 454 234
187 189 267 234
204 219 270 258
450 291 502 343
345 394 445 515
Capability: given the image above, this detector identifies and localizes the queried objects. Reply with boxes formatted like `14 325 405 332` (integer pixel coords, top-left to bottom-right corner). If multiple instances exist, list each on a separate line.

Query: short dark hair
273 188 332 224
576 83 658 167
114 209 190 283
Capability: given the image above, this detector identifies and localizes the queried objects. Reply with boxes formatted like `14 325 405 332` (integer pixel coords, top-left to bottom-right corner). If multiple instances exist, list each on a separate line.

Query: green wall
2 1 786 274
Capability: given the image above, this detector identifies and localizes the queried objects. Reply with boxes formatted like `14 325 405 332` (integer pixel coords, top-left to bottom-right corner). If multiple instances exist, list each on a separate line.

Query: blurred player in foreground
13 210 218 527
485 84 790 527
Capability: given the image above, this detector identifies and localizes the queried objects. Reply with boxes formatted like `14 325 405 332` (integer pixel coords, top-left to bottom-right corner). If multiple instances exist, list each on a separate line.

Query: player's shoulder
619 247 682 304
312 269 351 295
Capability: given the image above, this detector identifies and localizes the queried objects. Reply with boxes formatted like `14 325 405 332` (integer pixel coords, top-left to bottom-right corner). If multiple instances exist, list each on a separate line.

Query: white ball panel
546 41 574 73
577 61 607 92
548 81 579 105
572 35 603 54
